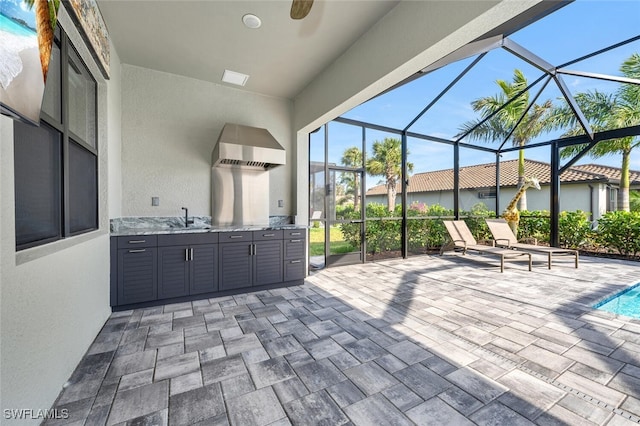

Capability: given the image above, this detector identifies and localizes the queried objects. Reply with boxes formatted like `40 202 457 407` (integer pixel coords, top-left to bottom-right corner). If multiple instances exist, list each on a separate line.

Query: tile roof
366 159 640 195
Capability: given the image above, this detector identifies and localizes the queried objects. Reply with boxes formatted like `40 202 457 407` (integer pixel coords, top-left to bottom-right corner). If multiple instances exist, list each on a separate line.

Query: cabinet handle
190 248 194 261
263 233 275 237
128 240 146 244
252 244 256 256
290 260 302 264
290 232 301 236
185 249 189 261
290 239 301 243
128 249 146 253
230 235 243 239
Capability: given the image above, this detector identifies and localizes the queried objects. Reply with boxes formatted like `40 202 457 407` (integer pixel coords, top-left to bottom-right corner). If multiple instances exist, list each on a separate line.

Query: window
607 187 618 212
478 190 497 199
14 28 98 250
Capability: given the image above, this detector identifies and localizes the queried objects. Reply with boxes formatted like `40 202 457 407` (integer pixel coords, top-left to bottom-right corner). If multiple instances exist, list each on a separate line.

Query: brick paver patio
46 253 640 425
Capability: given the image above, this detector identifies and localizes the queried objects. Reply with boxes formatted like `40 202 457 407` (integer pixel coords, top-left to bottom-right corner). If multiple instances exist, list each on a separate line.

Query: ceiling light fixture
242 14 262 29
222 69 249 86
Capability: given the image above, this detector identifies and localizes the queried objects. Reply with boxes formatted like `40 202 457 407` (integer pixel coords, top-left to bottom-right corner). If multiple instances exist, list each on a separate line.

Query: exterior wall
120 66 293 218
108 40 123 218
0 6 114 424
595 183 609 221
367 183 597 217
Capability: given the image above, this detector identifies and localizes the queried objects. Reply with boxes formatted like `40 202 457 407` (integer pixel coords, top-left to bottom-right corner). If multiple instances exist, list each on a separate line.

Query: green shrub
518 210 550 243
558 210 592 248
630 191 640 212
339 204 639 257
463 203 494 242
596 211 640 257
338 209 361 250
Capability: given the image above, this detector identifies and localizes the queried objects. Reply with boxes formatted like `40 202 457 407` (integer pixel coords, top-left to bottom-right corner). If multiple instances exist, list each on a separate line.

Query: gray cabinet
254 240 283 286
219 241 253 291
284 229 306 281
158 234 218 298
218 231 284 290
111 228 306 309
116 236 158 305
253 230 284 286
190 244 219 295
157 245 190 298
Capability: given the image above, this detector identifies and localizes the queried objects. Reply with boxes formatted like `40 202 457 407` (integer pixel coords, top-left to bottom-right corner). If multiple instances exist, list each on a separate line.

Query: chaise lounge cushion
442 220 531 273
485 218 578 269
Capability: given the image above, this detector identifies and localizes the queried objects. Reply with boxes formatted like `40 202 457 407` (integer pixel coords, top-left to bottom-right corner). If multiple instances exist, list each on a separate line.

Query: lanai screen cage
310 0 640 267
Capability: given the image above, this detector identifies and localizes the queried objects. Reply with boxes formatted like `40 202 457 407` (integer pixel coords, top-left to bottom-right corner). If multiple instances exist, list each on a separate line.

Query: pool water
594 283 640 319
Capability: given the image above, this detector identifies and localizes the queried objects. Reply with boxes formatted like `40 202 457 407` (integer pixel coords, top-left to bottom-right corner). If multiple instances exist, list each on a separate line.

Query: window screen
69 140 98 234
14 121 62 249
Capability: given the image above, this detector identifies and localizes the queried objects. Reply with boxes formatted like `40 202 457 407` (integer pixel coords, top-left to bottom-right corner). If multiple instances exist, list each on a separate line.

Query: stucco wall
367 183 597 218
0 6 114 424
108 41 123 219
120 66 294 219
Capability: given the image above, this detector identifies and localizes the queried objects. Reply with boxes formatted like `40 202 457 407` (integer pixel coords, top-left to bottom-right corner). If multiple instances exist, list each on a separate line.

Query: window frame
14 26 98 251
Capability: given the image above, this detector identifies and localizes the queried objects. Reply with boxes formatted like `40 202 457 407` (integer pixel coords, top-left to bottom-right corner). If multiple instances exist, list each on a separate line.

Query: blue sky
312 0 640 186
1 0 37 28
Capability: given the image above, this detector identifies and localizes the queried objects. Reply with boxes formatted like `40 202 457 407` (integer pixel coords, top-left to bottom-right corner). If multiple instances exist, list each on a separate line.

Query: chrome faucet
181 207 194 227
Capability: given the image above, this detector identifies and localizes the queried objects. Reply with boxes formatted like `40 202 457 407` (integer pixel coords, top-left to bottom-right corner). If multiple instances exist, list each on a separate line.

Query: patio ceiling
97 1 567 101
97 0 400 99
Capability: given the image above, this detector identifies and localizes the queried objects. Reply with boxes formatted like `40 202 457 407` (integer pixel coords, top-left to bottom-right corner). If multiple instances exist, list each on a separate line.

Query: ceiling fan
290 0 313 19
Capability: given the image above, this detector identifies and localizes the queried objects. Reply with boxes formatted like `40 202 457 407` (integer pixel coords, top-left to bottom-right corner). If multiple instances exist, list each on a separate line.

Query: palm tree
366 138 413 211
340 147 363 210
457 69 553 210
546 53 640 211
25 0 60 82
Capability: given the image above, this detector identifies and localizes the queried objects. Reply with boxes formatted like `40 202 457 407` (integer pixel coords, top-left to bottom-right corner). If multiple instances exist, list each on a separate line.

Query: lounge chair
485 218 579 269
442 220 532 273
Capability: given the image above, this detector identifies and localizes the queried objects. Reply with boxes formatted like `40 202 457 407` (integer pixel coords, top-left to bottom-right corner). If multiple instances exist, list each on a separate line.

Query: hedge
338 202 640 258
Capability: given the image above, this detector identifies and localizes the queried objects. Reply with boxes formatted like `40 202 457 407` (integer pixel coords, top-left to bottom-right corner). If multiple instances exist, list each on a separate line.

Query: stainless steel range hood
211 123 285 227
211 123 285 170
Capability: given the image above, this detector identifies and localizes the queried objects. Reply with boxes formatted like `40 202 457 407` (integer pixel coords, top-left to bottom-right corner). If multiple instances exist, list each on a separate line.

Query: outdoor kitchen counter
110 220 307 310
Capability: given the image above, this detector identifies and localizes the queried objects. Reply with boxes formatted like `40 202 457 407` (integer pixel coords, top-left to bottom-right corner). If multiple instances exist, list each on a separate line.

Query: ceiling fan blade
290 0 313 20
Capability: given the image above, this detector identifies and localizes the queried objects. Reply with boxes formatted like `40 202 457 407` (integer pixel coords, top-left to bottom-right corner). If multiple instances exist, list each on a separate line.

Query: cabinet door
190 244 218 295
284 237 305 260
158 245 190 299
254 240 283 286
219 242 252 291
284 259 305 281
118 248 157 305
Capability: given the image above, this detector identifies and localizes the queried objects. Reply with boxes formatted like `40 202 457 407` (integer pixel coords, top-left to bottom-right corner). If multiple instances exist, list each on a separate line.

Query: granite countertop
110 216 304 236
111 225 305 237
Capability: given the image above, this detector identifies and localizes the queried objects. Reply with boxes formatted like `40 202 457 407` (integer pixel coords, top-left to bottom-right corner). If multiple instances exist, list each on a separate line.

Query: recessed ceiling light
242 14 262 29
222 69 249 86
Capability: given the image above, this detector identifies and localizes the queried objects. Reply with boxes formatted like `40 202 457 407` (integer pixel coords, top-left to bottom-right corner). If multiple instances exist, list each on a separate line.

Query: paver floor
47 253 640 425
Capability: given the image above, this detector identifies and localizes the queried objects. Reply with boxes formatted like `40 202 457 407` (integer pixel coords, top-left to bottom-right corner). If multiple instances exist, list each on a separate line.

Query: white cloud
19 0 30 12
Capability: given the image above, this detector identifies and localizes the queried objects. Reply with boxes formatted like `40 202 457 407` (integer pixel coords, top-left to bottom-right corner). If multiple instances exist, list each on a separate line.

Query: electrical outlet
278 200 284 208
152 197 159 206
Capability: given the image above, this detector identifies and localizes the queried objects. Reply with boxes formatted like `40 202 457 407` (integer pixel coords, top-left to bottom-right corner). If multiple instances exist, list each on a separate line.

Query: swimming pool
594 283 640 319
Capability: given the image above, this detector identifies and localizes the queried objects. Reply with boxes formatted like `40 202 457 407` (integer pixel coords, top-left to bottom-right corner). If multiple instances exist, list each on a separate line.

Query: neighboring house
366 159 640 222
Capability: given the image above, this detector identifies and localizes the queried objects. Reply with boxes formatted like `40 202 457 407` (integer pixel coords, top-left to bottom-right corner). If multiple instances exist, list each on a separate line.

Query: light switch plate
152 197 159 206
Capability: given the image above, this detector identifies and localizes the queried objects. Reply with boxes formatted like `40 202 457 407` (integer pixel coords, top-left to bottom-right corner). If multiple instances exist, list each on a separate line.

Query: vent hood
211 123 286 170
